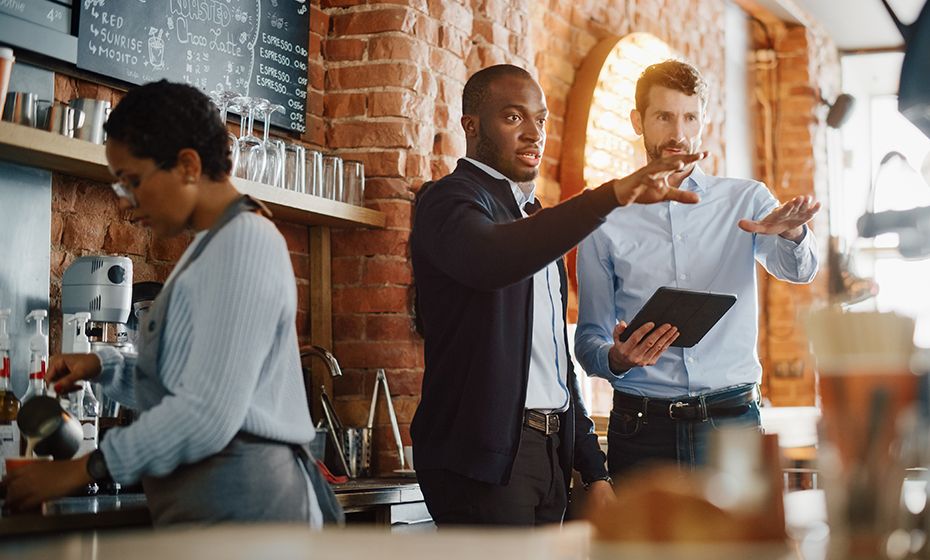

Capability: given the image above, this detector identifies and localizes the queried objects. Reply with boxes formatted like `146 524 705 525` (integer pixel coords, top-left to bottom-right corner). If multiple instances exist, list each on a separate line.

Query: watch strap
86 449 112 483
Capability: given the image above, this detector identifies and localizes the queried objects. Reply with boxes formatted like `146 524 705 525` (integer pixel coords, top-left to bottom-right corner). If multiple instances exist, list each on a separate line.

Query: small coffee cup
5 455 52 474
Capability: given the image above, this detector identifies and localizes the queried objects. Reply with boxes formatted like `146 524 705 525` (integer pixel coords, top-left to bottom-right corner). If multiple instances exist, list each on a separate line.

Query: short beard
474 126 500 170
474 125 538 183
645 139 691 162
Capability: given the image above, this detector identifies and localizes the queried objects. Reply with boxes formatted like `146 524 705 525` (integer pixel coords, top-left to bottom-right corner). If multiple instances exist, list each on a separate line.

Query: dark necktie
523 199 542 216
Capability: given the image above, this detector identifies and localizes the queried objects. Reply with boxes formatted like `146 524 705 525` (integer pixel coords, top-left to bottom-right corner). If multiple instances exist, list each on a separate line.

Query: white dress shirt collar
462 157 536 210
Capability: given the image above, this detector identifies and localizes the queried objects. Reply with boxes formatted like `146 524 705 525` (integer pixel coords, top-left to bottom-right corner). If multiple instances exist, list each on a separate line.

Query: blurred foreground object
808 307 919 558
880 0 930 139
587 432 786 544
827 236 878 306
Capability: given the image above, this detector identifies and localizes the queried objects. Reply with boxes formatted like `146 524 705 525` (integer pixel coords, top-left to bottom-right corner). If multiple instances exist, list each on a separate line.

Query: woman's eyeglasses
110 166 166 208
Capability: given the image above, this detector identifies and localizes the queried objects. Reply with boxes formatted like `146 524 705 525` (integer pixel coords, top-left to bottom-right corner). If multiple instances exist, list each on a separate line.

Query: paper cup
0 47 13 120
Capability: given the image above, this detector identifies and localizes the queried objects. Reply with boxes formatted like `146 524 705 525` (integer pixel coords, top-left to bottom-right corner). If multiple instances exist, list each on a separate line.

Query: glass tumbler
306 150 323 197
282 143 306 193
343 160 365 206
322 155 344 202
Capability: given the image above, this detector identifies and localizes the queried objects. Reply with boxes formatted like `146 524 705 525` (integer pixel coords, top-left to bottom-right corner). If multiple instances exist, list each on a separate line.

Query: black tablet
617 287 737 348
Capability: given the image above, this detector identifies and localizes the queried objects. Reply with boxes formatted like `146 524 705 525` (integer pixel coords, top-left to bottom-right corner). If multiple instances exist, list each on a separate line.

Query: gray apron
132 195 343 526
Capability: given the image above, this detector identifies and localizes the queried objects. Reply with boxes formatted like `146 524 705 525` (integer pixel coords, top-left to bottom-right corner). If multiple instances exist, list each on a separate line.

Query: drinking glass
282 143 306 193
322 155 343 201
306 150 323 197
209 89 241 175
231 97 266 182
343 160 365 206
256 99 285 187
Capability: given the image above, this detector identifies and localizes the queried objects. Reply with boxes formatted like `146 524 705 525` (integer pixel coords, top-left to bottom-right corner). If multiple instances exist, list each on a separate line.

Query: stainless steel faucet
300 345 343 377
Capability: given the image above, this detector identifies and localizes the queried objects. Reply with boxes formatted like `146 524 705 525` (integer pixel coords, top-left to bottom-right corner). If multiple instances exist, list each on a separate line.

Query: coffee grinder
62 255 134 356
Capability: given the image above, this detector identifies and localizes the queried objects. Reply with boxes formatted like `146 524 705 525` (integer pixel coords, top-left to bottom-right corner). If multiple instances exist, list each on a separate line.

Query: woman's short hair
104 80 232 180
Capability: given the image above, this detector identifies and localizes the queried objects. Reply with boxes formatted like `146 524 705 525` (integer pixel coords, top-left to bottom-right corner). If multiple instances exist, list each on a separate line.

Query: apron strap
169 195 264 284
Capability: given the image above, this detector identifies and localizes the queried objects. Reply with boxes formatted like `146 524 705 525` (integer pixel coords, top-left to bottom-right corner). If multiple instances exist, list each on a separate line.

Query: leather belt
612 383 760 422
524 409 561 435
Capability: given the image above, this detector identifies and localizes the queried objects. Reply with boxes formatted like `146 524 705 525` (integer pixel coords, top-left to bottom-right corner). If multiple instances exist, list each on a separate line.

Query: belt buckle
544 414 552 434
668 401 688 419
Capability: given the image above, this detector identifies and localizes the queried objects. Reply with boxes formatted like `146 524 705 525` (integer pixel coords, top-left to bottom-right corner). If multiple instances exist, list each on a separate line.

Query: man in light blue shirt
574 60 821 475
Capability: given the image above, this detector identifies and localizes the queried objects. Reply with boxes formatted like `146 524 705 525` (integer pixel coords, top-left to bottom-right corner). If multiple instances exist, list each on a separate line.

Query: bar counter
0 520 801 560
0 489 827 559
0 477 425 537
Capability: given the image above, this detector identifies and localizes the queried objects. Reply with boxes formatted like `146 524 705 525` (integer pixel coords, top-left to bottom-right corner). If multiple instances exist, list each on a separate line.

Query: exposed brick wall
531 0 728 206
46 0 837 476
750 22 837 406
49 77 317 356
322 0 731 473
49 1 333 353
323 1 837 464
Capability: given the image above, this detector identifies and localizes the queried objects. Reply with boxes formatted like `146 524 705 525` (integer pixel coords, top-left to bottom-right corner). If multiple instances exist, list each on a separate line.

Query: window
839 54 930 348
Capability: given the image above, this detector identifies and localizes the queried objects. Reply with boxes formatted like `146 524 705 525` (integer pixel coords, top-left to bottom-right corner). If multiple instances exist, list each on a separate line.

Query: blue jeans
606 395 761 476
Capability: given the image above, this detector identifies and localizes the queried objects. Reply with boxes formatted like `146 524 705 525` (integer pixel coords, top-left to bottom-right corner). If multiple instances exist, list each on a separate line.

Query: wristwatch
86 449 112 483
583 476 613 491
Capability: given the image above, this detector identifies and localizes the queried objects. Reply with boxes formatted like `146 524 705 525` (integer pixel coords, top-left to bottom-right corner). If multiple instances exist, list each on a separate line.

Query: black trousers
416 426 566 526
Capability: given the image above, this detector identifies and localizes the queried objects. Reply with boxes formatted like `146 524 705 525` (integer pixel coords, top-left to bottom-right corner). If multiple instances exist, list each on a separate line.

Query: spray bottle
67 312 99 458
22 310 50 403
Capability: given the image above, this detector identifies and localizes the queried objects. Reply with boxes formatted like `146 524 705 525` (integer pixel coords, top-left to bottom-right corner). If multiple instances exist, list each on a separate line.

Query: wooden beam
307 225 333 423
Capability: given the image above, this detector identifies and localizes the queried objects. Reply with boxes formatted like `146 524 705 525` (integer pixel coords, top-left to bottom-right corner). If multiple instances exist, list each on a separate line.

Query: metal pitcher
343 426 371 478
42 102 85 138
2 91 38 126
17 395 83 460
70 98 111 144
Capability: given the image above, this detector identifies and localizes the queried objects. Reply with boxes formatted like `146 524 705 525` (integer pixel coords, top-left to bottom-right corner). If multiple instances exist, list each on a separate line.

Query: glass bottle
20 310 49 456
0 308 20 477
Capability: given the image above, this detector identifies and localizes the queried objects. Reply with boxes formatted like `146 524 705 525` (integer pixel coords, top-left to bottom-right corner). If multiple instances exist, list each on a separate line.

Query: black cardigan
410 159 616 487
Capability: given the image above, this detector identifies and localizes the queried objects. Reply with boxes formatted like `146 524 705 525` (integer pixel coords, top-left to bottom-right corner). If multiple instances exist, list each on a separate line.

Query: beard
474 125 538 183
644 138 696 162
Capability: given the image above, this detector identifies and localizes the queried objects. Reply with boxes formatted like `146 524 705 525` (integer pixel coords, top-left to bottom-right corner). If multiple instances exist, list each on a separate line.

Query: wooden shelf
234 177 385 228
0 120 112 182
0 121 385 228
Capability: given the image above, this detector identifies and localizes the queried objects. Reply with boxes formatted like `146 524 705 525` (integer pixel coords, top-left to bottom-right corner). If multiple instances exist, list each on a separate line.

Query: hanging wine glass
231 96 266 182
209 89 241 176
255 99 285 187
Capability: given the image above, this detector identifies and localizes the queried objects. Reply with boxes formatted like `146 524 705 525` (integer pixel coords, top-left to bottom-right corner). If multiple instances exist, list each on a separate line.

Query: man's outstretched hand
604 152 708 207
738 195 821 242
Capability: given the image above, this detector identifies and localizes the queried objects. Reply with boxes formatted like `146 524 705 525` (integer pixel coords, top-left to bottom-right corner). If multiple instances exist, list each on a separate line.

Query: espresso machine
61 256 134 446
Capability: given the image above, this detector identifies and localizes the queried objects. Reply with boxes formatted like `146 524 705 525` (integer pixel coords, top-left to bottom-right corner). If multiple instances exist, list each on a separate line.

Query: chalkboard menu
76 0 309 132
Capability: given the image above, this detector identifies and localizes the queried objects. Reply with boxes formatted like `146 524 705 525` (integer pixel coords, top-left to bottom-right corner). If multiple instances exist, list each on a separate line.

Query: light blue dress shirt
574 166 819 398
462 157 569 411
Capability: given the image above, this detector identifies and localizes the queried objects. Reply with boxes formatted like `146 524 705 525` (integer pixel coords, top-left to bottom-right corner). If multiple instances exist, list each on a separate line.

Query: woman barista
3 81 340 525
